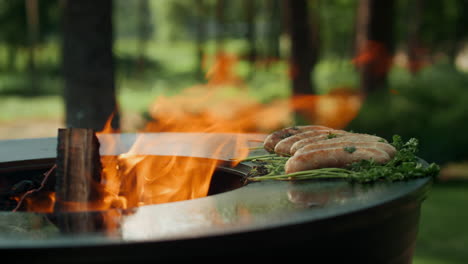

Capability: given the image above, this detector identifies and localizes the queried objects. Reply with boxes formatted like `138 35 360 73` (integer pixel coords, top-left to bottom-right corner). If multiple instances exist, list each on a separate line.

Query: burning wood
53 128 113 233
12 165 56 212
54 128 102 212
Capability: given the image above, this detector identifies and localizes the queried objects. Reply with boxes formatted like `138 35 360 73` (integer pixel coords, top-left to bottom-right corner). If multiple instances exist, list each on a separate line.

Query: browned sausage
285 146 390 174
274 129 348 156
294 141 396 158
263 125 331 153
290 133 386 155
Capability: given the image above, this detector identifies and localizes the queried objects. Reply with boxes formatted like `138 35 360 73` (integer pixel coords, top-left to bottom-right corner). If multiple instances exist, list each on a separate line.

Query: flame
94 83 361 211
16 192 55 213
205 52 244 87
15 52 363 214
95 105 254 210
353 40 393 76
98 111 118 134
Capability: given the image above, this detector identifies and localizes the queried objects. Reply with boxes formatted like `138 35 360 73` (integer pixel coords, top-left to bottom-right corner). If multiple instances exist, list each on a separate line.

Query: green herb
235 153 286 162
327 133 338 139
343 146 357 153
247 135 440 183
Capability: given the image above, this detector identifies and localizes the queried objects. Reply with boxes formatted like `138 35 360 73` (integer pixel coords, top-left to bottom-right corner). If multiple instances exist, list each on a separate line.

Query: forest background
0 1 467 263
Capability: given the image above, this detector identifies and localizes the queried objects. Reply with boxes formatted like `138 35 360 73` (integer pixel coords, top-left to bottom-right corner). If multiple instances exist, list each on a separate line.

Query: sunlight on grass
0 96 63 121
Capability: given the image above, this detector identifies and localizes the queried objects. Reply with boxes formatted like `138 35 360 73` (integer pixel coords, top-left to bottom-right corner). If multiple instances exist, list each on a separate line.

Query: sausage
290 133 386 155
285 146 390 174
294 141 396 158
274 129 348 156
263 125 331 153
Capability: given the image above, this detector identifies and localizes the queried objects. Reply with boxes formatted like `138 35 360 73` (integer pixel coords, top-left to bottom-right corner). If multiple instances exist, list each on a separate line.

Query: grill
0 133 431 263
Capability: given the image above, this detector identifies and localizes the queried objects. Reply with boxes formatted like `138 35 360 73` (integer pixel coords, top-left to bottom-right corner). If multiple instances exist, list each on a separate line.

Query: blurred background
0 0 466 263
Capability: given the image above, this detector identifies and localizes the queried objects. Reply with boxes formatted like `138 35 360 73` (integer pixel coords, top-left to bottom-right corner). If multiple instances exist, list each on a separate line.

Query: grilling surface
0 134 430 263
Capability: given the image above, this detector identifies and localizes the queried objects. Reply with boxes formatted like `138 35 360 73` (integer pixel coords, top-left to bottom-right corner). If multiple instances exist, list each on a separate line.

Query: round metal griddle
0 133 431 263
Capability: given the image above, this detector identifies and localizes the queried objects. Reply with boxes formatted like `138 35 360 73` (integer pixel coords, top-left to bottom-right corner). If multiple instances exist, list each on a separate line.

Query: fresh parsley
247 135 440 183
343 146 357 153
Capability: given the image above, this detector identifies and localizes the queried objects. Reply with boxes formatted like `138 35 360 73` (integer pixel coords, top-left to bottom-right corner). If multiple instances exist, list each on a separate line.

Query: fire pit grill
0 134 431 263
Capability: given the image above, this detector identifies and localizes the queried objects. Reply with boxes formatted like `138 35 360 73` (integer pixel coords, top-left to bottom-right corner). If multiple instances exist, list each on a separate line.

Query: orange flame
94 83 361 211
93 101 256 211
205 52 244 87
17 52 363 214
291 89 363 129
98 111 118 134
352 40 393 76
16 192 55 213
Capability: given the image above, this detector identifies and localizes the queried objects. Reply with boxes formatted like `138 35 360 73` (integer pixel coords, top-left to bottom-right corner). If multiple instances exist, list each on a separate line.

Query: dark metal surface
0 134 432 263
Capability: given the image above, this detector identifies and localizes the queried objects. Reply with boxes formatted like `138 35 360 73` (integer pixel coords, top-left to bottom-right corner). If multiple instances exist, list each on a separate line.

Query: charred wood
55 128 102 210
54 128 104 233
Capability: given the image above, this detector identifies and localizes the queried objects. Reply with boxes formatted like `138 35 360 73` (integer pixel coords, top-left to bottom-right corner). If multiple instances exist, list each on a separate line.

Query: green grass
0 96 63 121
0 89 169 122
413 181 468 264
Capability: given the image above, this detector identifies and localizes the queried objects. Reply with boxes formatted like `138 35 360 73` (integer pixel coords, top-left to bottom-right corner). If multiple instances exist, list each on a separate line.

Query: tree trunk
355 0 395 94
244 0 256 64
267 0 281 60
25 0 39 95
62 0 119 130
195 0 207 80
137 0 151 73
407 0 424 74
285 0 317 95
215 0 226 53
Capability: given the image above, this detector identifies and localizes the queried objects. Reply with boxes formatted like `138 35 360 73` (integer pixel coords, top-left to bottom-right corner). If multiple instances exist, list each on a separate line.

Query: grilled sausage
290 134 386 155
294 141 396 158
285 146 390 174
274 130 348 156
263 125 331 153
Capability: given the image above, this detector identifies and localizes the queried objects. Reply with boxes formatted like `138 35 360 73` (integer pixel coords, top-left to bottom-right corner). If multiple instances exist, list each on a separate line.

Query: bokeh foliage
0 1 466 263
0 0 466 164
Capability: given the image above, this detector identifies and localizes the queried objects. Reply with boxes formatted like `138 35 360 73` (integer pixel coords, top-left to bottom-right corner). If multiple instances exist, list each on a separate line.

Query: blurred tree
354 0 395 94
244 0 257 65
136 0 152 72
284 0 318 95
153 0 197 42
406 0 424 74
215 0 226 52
0 1 24 70
195 0 207 80
415 0 467 64
62 0 119 130
266 0 281 60
25 0 39 95
0 0 58 72
318 0 356 58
